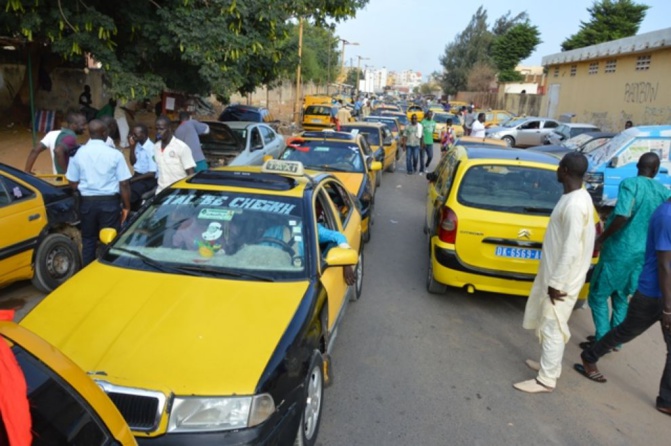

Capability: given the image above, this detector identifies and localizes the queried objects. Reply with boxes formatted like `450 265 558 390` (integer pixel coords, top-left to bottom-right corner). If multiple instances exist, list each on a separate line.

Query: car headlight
168 394 275 433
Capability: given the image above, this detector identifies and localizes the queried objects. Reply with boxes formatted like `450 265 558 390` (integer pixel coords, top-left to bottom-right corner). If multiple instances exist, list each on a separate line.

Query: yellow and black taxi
280 131 381 242
424 146 600 301
1 312 136 445
406 104 425 122
0 163 81 293
302 104 336 131
363 115 403 141
432 113 465 141
20 160 364 445
339 121 399 182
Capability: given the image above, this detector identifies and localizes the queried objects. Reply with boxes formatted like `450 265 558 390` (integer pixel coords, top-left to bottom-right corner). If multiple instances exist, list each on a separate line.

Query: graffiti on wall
624 82 659 104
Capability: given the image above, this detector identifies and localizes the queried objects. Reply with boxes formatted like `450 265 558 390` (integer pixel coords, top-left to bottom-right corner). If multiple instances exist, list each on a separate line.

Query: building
500 66 545 94
540 27 671 131
359 67 388 94
393 70 423 90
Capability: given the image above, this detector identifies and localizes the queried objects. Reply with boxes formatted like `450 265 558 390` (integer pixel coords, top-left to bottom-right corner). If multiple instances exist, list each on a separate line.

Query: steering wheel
259 237 295 257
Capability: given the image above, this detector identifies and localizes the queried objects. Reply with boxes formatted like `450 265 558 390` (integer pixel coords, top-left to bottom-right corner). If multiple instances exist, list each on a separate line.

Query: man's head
65 112 87 135
425 111 433 120
132 124 149 144
637 152 661 178
557 152 588 183
446 118 453 126
155 115 172 141
100 116 117 140
411 114 417 125
625 120 634 129
83 85 91 93
178 111 191 122
477 112 486 123
88 119 109 141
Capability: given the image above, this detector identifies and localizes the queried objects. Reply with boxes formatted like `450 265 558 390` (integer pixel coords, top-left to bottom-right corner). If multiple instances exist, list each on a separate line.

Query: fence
455 91 543 117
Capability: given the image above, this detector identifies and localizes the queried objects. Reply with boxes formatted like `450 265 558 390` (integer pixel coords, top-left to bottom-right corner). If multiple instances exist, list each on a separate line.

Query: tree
467 62 496 91
281 23 340 85
491 22 541 82
0 0 368 116
345 68 364 87
561 0 649 51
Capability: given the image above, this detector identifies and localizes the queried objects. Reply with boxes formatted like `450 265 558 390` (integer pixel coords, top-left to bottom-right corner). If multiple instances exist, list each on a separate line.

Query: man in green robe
583 152 671 348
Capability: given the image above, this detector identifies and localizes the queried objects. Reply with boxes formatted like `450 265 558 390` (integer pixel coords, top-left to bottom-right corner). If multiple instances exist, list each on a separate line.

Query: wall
539 47 671 131
456 91 542 117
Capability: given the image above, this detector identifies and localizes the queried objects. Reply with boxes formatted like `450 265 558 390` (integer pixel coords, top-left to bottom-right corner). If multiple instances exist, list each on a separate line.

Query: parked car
433 112 465 141
0 164 81 293
453 136 510 148
218 104 274 123
21 160 363 446
530 132 616 158
424 146 600 300
198 121 285 167
406 104 425 122
485 117 560 147
340 121 399 182
584 125 671 205
1 316 137 445
302 104 337 131
482 109 516 128
544 123 601 145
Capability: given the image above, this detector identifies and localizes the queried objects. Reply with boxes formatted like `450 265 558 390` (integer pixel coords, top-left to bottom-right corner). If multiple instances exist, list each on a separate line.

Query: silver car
485 117 560 147
200 121 286 167
544 123 601 145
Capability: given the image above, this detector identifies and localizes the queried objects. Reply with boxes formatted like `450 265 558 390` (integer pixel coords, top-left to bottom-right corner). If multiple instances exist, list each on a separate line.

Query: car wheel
31 233 82 293
386 155 397 173
351 249 364 301
294 353 324 446
426 250 447 294
502 135 515 147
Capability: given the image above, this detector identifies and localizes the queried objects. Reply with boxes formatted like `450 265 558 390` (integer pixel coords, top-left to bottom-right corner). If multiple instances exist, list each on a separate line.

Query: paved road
2 147 670 445
318 149 671 446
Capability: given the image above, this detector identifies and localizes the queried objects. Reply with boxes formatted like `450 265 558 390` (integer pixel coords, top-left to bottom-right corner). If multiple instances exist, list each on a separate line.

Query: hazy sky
335 0 671 78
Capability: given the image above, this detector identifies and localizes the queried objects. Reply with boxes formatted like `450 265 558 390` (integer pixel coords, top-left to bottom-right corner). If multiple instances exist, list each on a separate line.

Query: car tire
426 251 447 294
502 135 515 147
294 353 324 446
31 233 82 293
351 249 364 301
387 155 397 173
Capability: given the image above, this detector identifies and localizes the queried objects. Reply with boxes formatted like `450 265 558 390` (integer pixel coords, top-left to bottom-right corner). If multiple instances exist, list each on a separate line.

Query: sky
334 0 671 79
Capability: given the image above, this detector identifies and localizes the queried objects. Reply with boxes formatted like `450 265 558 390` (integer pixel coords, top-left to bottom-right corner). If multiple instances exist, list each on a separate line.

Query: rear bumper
431 239 592 298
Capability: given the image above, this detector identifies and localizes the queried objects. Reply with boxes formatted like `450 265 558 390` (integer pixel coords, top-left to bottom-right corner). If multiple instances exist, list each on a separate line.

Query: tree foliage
561 0 649 51
467 62 496 91
280 23 341 86
344 68 364 87
0 0 368 100
438 8 540 94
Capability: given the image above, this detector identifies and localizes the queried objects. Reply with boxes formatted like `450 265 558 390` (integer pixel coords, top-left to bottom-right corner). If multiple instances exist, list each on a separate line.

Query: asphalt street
318 146 671 446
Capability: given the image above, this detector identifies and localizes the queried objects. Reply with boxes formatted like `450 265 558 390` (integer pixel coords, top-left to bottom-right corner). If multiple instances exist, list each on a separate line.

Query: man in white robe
514 152 596 393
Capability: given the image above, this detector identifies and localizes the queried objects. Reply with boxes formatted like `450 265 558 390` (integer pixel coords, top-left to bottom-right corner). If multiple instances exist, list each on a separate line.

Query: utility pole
355 56 370 98
293 18 304 125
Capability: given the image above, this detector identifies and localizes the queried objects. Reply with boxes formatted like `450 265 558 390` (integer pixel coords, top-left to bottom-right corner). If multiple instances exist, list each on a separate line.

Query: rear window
343 127 380 145
219 107 262 122
457 165 562 215
305 106 332 116
364 117 398 132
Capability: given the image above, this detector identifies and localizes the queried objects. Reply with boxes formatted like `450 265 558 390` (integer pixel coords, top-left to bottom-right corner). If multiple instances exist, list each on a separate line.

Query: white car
200 121 286 167
544 123 601 145
485 117 560 148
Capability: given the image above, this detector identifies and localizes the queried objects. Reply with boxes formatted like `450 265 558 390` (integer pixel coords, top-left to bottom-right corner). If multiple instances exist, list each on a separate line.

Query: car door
381 126 396 166
315 183 360 332
539 120 560 146
516 120 543 147
0 174 46 286
426 152 459 234
260 125 281 159
247 125 266 165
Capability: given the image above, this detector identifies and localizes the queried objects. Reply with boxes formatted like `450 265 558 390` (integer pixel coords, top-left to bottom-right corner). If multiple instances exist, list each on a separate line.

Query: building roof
542 27 671 66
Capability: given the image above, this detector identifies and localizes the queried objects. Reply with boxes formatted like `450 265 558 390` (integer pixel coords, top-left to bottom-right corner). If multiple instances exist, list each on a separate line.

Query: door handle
28 214 40 221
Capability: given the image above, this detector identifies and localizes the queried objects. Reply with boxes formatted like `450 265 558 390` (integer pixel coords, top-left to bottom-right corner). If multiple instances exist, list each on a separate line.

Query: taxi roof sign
262 159 305 176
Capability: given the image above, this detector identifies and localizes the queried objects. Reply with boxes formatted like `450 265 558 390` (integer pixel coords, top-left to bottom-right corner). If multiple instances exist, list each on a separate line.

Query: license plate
311 119 321 123
495 246 541 260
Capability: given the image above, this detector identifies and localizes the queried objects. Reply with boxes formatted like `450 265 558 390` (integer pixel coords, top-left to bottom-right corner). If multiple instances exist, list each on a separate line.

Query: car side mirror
609 156 619 168
370 161 383 172
324 247 358 267
99 228 117 244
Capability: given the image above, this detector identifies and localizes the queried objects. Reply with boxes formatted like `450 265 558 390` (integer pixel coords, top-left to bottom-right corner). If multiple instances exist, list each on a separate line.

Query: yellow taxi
21 160 364 445
1 314 136 445
303 95 333 109
339 121 399 182
0 163 81 293
448 101 469 113
406 105 425 122
432 113 465 141
424 146 600 301
363 115 403 141
302 104 336 131
483 109 516 128
280 131 381 242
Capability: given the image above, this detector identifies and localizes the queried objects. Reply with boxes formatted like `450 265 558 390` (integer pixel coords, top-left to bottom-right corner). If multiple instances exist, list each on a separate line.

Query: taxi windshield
102 190 307 280
434 113 458 124
280 141 365 173
343 127 381 145
365 117 398 132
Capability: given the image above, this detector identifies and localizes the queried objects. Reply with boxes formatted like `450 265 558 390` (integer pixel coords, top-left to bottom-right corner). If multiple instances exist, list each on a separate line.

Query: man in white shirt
154 115 196 193
514 152 596 393
128 123 158 209
471 112 486 138
24 129 60 174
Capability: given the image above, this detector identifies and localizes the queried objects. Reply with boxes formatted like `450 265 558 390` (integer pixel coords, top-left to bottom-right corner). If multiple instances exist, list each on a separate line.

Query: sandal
574 363 607 383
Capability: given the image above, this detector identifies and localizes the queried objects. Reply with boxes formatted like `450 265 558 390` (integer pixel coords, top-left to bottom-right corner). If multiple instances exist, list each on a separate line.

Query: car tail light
593 221 604 258
438 206 458 244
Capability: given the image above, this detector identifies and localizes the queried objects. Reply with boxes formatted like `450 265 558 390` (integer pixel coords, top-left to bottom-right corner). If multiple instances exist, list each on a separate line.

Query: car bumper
431 239 592 298
136 402 299 446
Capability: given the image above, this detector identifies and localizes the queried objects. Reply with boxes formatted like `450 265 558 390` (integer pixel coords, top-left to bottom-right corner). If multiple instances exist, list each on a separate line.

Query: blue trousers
80 198 121 266
406 145 419 173
420 143 433 171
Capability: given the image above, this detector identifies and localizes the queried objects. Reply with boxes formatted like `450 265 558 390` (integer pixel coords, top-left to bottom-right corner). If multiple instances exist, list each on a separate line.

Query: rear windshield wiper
109 247 204 276
176 265 275 282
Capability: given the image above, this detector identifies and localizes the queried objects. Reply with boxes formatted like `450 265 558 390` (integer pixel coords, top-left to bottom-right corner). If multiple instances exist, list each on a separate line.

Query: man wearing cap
66 119 132 266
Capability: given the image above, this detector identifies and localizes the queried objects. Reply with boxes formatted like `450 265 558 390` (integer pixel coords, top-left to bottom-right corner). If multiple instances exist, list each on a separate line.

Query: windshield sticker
292 226 302 233
288 220 297 226
229 197 296 215
294 235 303 242
350 129 360 135
12 186 22 198
163 194 296 215
198 208 237 221
314 146 330 152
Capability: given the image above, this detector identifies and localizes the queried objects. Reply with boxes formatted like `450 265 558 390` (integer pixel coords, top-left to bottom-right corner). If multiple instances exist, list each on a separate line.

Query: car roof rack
186 170 298 191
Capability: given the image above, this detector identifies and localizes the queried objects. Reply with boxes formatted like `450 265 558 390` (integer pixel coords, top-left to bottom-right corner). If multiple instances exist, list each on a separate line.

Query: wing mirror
608 156 619 168
324 247 358 267
99 228 117 244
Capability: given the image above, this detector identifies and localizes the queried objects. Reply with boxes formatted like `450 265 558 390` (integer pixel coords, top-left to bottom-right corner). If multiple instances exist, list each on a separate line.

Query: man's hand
120 208 130 225
548 286 567 305
343 266 356 286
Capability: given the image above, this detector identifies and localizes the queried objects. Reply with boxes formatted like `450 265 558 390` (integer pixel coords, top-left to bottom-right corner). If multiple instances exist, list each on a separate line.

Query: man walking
154 115 196 193
335 100 352 130
128 123 158 210
420 111 436 172
174 111 210 172
463 107 476 136
576 198 671 416
66 119 131 266
471 112 486 138
582 153 671 349
53 112 87 174
401 114 422 175
514 152 596 393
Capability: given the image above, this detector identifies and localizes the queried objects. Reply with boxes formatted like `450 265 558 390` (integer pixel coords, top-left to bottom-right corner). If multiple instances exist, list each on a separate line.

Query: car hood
21 263 309 396
329 172 365 195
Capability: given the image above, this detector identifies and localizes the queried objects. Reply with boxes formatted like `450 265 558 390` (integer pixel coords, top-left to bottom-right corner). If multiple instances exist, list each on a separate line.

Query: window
0 177 35 205
605 59 617 73
260 126 275 145
570 65 577 76
636 55 651 71
322 181 354 227
521 121 541 130
250 128 263 148
588 62 599 75
553 67 559 77
543 120 559 129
